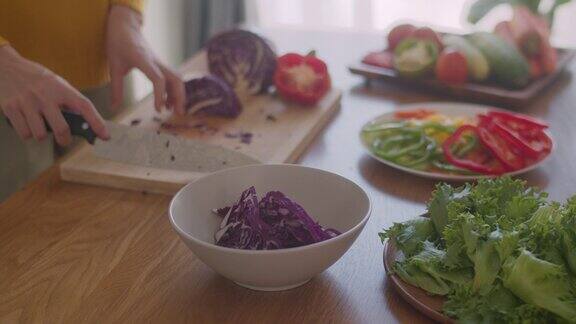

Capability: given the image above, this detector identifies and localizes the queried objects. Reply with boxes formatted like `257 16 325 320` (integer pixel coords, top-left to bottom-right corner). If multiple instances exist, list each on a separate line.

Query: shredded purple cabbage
214 187 340 250
184 75 242 118
206 29 277 98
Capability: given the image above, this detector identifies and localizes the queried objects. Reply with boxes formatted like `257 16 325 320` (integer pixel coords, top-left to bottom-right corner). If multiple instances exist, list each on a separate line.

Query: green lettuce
380 177 576 323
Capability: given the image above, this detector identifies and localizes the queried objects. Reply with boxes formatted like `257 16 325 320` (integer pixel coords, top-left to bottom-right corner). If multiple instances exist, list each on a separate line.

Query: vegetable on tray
274 51 331 105
393 38 439 77
381 177 576 323
214 186 340 250
435 48 468 85
360 14 565 90
361 108 552 176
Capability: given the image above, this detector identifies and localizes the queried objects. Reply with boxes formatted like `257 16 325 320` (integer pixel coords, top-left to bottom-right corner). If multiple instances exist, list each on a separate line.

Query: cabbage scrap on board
184 75 242 118
380 178 576 323
207 30 277 98
214 187 340 250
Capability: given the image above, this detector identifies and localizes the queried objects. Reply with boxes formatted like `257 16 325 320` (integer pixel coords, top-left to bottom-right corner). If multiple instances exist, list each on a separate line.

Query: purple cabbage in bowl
214 186 340 250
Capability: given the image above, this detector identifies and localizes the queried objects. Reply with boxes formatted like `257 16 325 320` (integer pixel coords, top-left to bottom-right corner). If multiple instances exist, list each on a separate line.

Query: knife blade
8 111 261 172
94 121 260 172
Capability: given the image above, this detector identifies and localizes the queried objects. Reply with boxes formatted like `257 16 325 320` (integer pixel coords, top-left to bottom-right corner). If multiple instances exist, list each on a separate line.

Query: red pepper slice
477 116 526 171
481 112 552 161
487 110 548 132
490 119 552 159
362 51 394 69
394 109 435 120
274 51 331 105
442 125 505 175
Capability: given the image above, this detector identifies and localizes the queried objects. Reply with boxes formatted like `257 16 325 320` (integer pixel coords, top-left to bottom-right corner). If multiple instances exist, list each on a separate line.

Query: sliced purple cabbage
206 29 277 98
184 75 242 118
214 187 340 250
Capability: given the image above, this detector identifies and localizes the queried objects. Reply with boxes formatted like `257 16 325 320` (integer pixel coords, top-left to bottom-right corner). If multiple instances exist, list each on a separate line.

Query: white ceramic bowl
169 164 371 291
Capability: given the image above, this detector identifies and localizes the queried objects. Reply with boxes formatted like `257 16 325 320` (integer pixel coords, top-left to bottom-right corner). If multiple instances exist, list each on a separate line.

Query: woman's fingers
41 104 72 146
162 66 186 115
1 103 31 139
19 98 48 141
63 90 109 140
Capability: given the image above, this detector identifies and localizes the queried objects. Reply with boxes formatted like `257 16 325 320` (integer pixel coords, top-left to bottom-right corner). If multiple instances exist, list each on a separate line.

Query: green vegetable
393 38 439 77
361 120 472 176
467 32 531 89
381 178 576 323
443 35 490 81
503 250 576 320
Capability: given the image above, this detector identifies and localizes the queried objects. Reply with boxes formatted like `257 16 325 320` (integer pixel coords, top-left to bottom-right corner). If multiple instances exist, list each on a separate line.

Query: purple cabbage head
214 187 340 250
185 75 242 118
206 29 277 98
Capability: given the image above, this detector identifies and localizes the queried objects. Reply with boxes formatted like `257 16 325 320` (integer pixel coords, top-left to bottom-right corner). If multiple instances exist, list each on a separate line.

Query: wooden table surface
1 28 575 324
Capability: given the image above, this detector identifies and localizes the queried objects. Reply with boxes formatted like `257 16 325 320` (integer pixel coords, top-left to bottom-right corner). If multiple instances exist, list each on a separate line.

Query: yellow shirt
0 0 143 90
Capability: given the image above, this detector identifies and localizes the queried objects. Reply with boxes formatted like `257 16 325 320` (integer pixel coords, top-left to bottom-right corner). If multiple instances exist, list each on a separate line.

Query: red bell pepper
442 125 505 175
486 110 548 131
483 110 552 160
477 118 525 171
274 51 331 105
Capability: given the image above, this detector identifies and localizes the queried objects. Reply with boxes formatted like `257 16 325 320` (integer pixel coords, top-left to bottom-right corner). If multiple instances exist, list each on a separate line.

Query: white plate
360 102 555 181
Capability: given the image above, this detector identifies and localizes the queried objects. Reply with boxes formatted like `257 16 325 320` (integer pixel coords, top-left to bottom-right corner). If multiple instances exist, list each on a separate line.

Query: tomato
362 50 394 69
409 27 443 50
387 24 416 50
435 48 468 84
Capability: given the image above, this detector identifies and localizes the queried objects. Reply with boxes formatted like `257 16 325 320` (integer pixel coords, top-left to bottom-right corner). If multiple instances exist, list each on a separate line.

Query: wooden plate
349 45 575 108
383 240 454 324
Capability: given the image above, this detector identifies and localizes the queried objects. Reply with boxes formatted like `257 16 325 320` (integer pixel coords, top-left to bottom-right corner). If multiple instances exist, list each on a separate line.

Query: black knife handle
4 110 97 144
60 111 97 144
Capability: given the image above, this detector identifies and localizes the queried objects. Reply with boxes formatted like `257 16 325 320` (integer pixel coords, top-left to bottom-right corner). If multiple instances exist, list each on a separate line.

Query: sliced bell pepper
394 137 436 167
372 129 425 159
394 109 435 120
442 125 505 175
274 51 331 105
477 126 525 171
486 110 548 131
483 111 552 160
393 38 439 77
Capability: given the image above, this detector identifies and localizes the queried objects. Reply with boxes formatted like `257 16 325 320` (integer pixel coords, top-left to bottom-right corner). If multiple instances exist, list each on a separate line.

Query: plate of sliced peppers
360 102 554 181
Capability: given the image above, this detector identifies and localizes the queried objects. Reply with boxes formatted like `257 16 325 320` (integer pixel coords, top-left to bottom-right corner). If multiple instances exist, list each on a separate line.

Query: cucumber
467 32 531 89
443 35 490 81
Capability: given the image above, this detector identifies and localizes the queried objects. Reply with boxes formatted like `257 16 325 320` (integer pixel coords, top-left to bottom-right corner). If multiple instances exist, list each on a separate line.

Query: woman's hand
0 46 109 146
106 5 185 115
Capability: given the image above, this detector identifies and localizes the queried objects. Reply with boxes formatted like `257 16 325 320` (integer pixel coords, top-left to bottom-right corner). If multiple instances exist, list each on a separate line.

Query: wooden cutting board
60 52 341 194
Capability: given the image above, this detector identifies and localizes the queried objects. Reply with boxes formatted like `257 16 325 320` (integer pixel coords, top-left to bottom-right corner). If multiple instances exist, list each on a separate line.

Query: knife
6 111 261 173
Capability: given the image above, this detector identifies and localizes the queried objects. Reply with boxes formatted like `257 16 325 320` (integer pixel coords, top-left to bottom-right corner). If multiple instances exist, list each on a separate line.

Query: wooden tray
383 240 454 324
60 52 341 194
349 48 574 107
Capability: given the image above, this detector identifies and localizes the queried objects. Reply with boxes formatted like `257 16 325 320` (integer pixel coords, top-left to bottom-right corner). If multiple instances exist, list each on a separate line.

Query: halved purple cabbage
214 187 340 250
185 75 242 118
206 30 277 98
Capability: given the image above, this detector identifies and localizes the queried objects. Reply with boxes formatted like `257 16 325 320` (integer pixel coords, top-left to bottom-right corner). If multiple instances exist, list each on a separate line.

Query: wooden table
1 28 575 324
